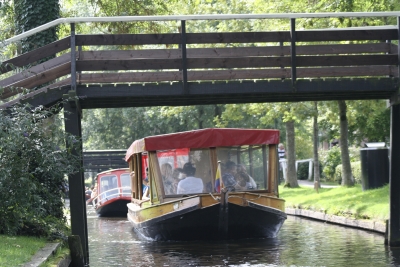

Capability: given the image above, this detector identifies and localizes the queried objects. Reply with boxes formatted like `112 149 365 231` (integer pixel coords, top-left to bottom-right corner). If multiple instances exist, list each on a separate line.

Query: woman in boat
234 171 255 191
236 164 257 189
161 163 175 194
171 167 183 193
177 162 204 194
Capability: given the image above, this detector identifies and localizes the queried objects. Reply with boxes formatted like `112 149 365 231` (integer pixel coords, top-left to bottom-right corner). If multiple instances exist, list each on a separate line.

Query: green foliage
321 146 341 181
335 161 362 184
297 161 323 180
0 101 80 239
14 0 60 54
297 162 310 180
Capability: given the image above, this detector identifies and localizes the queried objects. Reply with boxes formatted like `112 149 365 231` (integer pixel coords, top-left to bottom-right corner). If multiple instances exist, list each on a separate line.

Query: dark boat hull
129 202 287 241
96 198 130 217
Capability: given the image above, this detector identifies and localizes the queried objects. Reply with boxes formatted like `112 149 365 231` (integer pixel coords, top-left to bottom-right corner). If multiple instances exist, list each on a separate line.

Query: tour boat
92 168 131 217
125 128 286 241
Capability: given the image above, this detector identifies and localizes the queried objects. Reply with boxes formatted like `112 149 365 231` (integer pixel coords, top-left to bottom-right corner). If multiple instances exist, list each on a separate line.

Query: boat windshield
120 173 131 197
157 145 269 195
99 174 119 200
216 145 269 191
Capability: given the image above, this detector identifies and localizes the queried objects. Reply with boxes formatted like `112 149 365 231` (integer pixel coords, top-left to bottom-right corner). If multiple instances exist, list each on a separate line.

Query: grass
39 244 70 267
0 235 47 267
279 183 389 222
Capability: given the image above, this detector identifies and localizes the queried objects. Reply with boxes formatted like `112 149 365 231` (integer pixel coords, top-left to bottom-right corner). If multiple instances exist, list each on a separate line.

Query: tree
0 101 80 238
338 100 354 186
313 101 321 187
14 0 60 55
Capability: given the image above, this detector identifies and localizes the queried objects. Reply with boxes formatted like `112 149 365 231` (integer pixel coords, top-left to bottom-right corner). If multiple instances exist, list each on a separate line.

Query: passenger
222 161 238 189
143 168 149 192
142 177 150 200
85 186 92 202
177 162 204 194
171 168 184 194
237 164 257 189
234 171 253 191
86 185 98 205
161 163 175 194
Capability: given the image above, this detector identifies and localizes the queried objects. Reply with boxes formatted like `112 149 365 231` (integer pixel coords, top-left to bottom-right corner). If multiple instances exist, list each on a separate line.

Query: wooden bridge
1 13 400 266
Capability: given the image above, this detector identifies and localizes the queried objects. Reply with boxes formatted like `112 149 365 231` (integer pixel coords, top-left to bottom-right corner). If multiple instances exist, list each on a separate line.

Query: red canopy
125 128 279 161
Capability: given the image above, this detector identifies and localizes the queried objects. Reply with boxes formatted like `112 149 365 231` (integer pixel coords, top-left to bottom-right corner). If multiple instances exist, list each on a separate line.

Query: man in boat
177 162 204 194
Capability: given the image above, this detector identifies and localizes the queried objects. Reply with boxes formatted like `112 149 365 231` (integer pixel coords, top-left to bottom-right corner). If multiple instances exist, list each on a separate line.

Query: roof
125 128 279 161
96 168 129 177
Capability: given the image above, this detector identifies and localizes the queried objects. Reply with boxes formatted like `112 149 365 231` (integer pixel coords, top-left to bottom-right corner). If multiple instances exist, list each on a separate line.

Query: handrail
2 12 400 47
89 186 131 207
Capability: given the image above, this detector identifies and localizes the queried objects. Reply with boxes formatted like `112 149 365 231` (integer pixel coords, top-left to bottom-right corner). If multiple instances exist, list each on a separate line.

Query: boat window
120 173 131 197
156 148 211 195
99 175 119 200
216 145 268 192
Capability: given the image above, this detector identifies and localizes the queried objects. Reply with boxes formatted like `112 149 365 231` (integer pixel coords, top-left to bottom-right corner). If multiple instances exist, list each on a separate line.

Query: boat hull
128 201 286 241
96 198 130 217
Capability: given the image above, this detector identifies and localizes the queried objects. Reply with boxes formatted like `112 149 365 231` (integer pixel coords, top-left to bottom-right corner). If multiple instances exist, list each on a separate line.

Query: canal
86 206 400 267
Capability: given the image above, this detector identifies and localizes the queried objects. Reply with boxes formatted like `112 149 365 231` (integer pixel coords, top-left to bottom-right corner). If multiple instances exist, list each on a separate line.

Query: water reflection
87 215 400 266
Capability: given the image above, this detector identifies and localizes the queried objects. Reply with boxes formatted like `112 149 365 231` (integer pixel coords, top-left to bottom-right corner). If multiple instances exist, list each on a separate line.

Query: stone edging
286 208 386 234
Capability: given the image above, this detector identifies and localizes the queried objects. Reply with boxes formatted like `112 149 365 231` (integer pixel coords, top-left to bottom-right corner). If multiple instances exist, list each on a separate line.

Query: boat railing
91 186 131 207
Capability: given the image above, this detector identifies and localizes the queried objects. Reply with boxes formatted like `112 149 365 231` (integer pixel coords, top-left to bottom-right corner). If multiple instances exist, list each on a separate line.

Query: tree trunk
338 100 354 186
313 102 321 186
286 120 299 187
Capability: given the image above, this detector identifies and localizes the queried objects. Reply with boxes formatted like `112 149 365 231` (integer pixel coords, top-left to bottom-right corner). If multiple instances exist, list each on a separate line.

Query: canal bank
287 180 387 234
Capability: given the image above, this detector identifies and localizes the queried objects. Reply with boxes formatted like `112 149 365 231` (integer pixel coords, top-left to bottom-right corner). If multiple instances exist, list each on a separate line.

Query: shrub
334 161 362 185
297 162 310 180
322 146 341 181
297 160 323 181
0 102 81 239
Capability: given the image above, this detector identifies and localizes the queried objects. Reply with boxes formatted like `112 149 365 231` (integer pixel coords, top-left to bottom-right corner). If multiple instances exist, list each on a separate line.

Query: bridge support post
389 102 400 246
62 22 89 266
63 97 89 265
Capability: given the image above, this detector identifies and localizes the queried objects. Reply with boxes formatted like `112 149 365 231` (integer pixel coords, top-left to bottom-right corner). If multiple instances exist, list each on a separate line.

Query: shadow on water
87 215 400 267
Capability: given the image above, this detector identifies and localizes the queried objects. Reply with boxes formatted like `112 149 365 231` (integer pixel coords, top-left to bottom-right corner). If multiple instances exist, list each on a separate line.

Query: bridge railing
1 13 399 102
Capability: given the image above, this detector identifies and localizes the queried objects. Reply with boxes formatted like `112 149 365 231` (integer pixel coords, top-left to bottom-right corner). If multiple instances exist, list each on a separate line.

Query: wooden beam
0 53 71 88
0 63 71 97
72 78 397 109
74 54 396 72
76 43 395 62
0 37 70 74
72 30 397 47
297 28 398 42
75 66 396 84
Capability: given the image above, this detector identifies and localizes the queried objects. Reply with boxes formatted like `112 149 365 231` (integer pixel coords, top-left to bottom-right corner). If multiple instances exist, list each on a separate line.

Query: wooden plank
76 53 396 71
2 63 71 91
0 37 70 74
75 65 395 85
76 59 182 71
297 29 397 42
0 53 71 87
186 32 291 43
73 30 397 47
78 43 394 61
296 65 397 77
76 34 181 46
297 54 398 67
296 43 395 55
79 50 182 60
